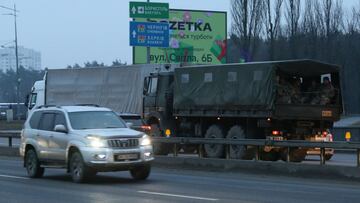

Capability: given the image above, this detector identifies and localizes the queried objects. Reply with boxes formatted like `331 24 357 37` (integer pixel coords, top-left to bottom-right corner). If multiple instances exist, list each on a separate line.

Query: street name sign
129 21 169 47
129 2 169 19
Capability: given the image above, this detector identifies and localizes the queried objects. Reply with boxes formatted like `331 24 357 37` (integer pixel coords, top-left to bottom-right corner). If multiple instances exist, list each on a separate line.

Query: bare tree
231 0 264 61
264 0 283 60
318 0 344 61
345 6 360 34
301 0 320 58
285 0 301 58
348 0 360 32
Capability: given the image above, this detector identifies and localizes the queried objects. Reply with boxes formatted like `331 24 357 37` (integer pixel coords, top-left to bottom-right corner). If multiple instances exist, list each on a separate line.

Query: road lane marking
0 174 29 180
138 190 219 201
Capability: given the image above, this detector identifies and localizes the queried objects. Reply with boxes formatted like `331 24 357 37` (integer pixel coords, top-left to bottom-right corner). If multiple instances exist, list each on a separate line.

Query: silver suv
20 105 154 183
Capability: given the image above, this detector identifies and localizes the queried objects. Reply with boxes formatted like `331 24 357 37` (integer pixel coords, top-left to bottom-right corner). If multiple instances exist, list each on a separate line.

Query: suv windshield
69 111 126 130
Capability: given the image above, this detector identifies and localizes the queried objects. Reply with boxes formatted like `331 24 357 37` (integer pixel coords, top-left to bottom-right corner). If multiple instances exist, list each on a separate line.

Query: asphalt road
0 156 360 203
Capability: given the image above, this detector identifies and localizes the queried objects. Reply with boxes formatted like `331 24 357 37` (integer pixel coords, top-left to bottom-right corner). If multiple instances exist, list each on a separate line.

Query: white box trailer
27 64 176 115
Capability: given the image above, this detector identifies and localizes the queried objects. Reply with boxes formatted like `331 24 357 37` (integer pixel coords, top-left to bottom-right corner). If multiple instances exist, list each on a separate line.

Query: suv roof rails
36 105 61 109
76 104 100 107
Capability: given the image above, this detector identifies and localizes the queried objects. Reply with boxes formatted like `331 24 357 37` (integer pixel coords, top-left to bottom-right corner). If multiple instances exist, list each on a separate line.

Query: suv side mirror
126 122 134 128
54 124 68 133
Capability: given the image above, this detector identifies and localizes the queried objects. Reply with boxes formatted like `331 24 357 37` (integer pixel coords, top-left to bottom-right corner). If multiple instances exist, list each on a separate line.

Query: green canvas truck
143 60 343 162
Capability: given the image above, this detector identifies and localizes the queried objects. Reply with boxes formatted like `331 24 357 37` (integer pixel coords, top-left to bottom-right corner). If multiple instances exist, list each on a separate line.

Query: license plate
267 136 284 141
115 153 139 161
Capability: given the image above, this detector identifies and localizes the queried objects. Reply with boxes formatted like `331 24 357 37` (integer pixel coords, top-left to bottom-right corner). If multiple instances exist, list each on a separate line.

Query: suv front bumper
79 145 154 172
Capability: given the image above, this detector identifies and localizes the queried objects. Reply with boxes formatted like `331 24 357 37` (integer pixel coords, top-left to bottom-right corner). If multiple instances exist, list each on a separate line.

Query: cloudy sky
0 0 358 68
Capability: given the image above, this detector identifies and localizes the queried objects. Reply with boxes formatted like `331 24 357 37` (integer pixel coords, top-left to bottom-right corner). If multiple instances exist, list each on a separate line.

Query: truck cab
143 72 175 129
143 72 175 154
26 80 45 114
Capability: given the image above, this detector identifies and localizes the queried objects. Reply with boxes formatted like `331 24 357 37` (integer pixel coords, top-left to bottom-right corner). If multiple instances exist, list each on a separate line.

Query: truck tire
280 148 307 162
226 126 253 160
25 149 45 178
204 125 225 158
150 124 170 155
69 151 96 183
130 164 151 180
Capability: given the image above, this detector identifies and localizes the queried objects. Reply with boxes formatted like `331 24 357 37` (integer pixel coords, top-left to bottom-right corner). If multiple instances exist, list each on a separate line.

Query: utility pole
1 4 20 120
14 4 20 120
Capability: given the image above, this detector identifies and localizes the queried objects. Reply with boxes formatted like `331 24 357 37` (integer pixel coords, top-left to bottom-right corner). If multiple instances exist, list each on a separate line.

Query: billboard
133 9 227 65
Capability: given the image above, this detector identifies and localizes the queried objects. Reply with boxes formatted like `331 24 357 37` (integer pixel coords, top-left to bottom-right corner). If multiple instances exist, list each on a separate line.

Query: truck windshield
69 111 127 130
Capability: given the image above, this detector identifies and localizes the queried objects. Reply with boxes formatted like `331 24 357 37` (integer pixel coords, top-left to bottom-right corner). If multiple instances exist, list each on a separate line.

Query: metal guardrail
152 137 360 167
2 130 360 167
0 130 21 147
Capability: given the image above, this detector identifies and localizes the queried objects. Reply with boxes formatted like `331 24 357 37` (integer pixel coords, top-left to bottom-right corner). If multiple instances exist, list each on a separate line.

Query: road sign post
129 21 169 48
129 1 169 64
129 1 169 19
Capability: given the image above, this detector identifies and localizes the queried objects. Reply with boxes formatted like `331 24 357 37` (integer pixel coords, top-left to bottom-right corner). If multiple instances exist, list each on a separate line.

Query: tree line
0 67 44 103
229 0 360 114
66 59 127 69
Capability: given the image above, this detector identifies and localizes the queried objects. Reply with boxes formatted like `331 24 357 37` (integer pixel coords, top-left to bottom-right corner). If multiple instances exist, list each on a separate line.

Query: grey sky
0 0 358 68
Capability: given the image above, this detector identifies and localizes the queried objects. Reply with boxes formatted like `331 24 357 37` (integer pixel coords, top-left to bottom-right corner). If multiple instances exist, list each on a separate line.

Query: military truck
143 60 343 162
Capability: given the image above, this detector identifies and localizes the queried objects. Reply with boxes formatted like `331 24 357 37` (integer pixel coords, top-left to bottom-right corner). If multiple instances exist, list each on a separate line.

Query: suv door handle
49 135 54 138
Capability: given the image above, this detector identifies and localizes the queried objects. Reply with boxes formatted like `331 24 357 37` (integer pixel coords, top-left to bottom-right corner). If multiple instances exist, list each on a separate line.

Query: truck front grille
107 138 139 148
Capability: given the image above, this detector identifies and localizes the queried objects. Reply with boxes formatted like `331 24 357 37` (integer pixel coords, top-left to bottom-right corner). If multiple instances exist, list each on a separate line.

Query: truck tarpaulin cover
173 63 275 110
46 65 158 114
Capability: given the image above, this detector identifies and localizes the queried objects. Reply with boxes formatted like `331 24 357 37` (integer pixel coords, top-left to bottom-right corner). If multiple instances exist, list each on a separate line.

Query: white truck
26 64 175 115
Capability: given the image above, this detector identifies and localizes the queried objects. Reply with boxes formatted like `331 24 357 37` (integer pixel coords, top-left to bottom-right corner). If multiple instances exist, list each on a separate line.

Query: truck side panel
45 66 158 114
173 63 276 116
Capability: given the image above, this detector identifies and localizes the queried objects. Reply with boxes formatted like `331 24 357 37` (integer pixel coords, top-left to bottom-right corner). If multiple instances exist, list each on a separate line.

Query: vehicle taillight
272 130 280 136
141 125 151 131
327 133 333 142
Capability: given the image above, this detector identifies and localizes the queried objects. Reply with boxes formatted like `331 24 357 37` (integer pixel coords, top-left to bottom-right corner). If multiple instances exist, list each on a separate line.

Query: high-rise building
0 46 41 71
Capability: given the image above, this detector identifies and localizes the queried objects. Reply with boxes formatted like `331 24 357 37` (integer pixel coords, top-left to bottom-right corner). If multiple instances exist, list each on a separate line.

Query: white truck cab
26 80 45 113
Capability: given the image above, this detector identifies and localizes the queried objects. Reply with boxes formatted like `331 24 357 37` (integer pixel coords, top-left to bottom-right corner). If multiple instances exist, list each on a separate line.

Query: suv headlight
140 134 151 146
86 135 107 148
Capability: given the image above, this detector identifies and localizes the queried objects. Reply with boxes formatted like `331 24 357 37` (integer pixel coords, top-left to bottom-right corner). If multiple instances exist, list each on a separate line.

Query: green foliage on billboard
133 9 227 65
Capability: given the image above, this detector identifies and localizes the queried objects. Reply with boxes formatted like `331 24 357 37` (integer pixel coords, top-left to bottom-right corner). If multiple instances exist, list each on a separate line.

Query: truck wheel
25 149 45 178
280 148 307 162
69 151 95 183
260 151 279 161
204 125 225 158
150 124 169 155
226 126 253 160
130 164 151 180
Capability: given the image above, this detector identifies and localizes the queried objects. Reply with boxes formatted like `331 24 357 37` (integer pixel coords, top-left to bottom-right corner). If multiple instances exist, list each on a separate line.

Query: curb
153 156 360 180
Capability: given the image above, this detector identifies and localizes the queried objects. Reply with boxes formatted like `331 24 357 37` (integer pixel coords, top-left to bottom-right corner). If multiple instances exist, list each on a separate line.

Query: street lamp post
1 4 20 120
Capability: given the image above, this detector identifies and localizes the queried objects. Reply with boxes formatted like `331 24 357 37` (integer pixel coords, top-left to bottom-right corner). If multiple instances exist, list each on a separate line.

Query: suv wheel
70 151 95 183
25 149 44 178
130 164 151 180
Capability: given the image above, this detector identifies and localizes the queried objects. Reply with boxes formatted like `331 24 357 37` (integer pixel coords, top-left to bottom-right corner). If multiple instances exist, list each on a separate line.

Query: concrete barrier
153 156 360 180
